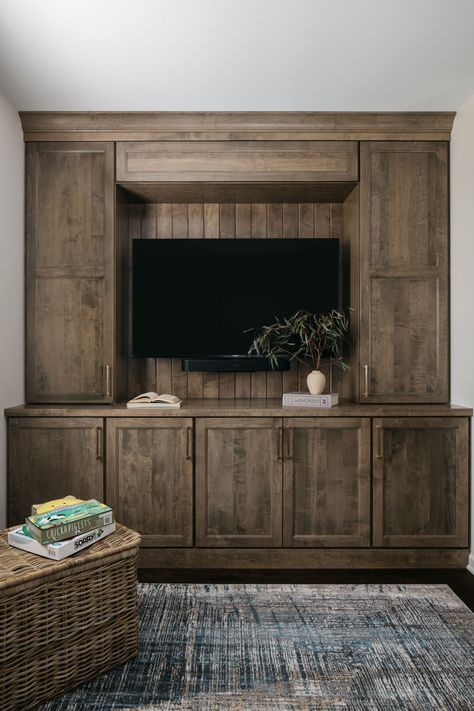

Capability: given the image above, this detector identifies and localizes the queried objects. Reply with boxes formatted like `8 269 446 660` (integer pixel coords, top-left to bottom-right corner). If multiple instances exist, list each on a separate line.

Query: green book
25 499 114 545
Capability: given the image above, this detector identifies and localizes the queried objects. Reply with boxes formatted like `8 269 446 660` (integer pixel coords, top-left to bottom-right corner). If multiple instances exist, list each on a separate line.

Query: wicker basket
0 523 141 711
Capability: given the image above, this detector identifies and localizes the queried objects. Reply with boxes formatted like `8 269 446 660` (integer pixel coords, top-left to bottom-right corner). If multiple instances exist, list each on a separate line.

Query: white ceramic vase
306 370 326 395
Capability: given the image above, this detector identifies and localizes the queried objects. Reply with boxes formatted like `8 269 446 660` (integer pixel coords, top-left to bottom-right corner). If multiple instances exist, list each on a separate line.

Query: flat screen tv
132 238 340 361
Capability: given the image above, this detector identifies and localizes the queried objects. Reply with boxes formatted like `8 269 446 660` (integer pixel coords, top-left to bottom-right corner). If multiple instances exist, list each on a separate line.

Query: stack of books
8 496 116 560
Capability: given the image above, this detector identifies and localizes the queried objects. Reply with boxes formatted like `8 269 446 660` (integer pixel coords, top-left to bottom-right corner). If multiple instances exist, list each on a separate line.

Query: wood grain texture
138 547 469 569
116 141 358 182
373 418 469 548
19 112 456 142
359 142 449 403
126 200 349 400
8 417 104 525
283 418 371 547
106 418 193 547
26 142 115 403
195 418 283 547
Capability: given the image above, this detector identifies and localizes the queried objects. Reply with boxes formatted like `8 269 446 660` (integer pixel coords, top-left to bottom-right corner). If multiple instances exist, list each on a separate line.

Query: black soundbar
181 356 290 373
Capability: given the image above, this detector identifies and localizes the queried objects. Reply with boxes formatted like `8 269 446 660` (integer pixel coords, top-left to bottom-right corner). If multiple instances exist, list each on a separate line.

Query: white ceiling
1 0 474 111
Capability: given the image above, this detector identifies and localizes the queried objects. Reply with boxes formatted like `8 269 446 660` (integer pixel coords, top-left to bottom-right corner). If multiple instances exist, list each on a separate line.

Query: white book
8 522 116 560
127 391 181 408
126 401 181 409
282 392 339 408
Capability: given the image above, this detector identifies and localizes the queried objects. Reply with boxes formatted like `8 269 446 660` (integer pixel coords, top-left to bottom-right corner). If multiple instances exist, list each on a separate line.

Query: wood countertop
4 399 473 418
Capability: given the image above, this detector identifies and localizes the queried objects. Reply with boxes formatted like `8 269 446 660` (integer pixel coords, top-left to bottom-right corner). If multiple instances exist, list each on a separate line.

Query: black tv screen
132 238 340 358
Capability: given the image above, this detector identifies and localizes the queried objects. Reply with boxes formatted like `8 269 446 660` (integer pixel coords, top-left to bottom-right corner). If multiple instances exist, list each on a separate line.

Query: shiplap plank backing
128 202 344 400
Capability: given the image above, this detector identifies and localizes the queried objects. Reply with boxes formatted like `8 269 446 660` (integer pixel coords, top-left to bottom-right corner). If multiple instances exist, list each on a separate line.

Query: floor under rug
34 583 474 710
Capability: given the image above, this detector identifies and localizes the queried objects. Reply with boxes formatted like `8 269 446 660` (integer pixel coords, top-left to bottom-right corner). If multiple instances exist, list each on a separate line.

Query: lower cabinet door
106 418 193 547
373 418 469 547
8 417 104 525
196 418 283 547
283 418 371 547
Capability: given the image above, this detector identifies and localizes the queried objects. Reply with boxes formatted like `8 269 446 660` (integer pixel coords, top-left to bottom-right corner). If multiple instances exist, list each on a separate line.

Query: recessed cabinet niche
26 143 115 403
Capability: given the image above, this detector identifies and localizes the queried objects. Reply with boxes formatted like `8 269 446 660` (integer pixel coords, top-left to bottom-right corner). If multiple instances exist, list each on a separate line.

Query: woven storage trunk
0 523 141 711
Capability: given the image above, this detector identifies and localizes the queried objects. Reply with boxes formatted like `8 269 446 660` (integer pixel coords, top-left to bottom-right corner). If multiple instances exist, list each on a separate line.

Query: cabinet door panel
34 277 106 399
35 150 107 269
369 277 441 397
107 418 193 547
196 418 282 547
26 142 114 403
373 418 469 547
8 418 104 525
359 142 448 403
283 418 370 547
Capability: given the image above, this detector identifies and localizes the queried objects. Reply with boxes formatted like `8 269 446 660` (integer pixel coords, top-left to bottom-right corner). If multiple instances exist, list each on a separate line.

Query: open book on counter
127 392 182 408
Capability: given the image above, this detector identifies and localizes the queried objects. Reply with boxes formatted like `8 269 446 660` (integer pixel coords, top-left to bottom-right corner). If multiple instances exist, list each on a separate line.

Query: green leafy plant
247 309 351 372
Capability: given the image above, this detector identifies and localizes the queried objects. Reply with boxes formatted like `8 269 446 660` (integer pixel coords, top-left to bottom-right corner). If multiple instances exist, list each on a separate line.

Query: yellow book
31 495 84 515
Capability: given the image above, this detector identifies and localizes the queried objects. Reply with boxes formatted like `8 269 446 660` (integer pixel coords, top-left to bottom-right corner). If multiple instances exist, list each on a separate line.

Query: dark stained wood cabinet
373 418 469 547
359 141 449 403
5 114 470 570
283 418 371 547
106 418 193 547
8 417 104 525
195 418 282 547
26 142 115 403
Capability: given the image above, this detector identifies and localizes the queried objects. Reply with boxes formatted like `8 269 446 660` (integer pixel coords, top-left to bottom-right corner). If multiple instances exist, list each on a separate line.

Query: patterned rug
34 583 474 710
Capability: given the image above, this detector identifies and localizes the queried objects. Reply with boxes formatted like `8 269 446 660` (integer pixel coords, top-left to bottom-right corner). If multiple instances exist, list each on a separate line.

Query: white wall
0 93 24 528
450 93 474 568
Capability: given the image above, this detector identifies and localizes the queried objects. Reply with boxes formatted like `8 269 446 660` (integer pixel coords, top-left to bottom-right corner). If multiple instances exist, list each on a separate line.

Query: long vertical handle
186 426 193 461
105 365 112 397
275 427 283 460
284 427 293 460
375 425 383 460
96 427 103 460
363 364 369 398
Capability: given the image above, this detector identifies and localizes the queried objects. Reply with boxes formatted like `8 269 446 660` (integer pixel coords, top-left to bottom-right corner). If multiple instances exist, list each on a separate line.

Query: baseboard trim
138 548 469 570
467 553 474 575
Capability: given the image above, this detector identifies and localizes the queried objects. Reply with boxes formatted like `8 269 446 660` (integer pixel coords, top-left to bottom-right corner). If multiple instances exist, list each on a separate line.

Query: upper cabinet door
359 142 449 403
26 143 115 403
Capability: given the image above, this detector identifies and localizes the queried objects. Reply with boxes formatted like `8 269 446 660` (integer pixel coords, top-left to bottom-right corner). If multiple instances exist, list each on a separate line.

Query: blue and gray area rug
36 583 474 710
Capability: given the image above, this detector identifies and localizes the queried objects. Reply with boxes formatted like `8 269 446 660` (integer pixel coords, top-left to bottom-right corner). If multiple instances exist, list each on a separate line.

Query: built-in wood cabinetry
26 142 115 403
373 418 469 548
359 142 449 403
7 112 470 570
106 418 193 547
8 417 104 525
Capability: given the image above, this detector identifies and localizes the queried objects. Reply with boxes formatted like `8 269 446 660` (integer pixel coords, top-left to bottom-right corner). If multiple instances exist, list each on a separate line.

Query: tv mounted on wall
132 238 340 372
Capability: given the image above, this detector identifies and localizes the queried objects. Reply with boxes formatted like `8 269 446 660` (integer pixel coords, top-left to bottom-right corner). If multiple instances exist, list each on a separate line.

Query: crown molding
19 111 456 142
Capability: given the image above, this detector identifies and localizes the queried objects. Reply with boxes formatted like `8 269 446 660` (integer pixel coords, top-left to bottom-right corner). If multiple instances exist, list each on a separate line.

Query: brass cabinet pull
105 365 112 397
284 427 293 460
376 425 383 460
363 364 369 398
96 427 103 460
186 426 193 461
275 427 283 460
